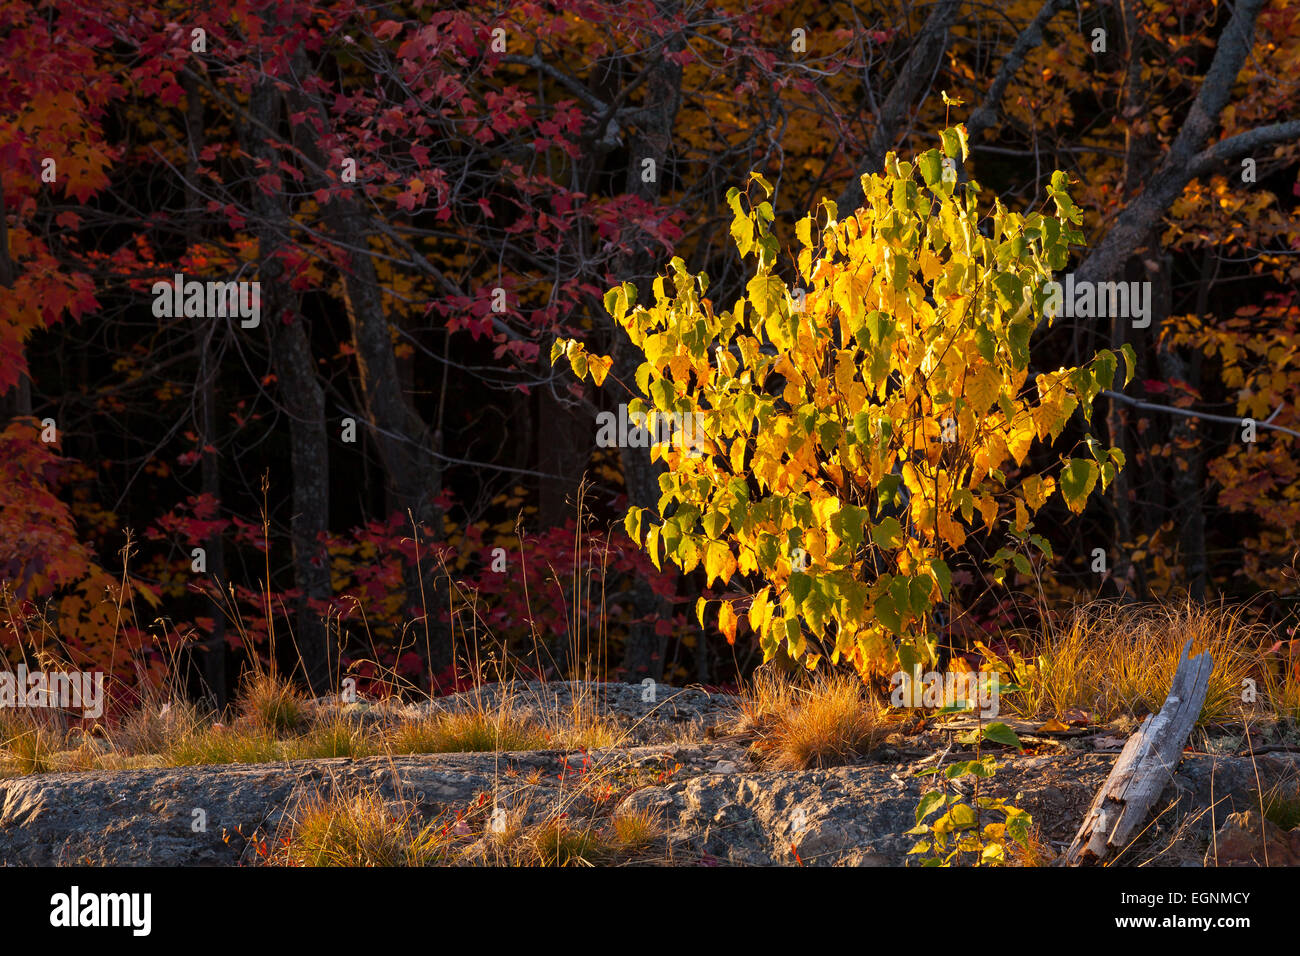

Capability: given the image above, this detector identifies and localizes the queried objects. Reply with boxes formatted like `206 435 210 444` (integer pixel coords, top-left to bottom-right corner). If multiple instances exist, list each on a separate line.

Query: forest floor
2 681 1299 866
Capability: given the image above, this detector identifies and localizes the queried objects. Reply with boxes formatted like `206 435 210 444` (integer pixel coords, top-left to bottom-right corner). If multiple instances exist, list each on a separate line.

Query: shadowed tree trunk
183 71 229 707
1158 247 1213 601
610 1 685 682
283 53 452 680
242 79 332 694
537 384 593 527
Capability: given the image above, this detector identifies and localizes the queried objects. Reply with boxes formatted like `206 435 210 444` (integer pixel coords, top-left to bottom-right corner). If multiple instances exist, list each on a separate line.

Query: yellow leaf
1020 474 1055 510
718 601 739 645
704 540 737 586
965 363 1001 416
587 354 613 386
977 495 999 530
749 587 773 632
1006 417 1034 465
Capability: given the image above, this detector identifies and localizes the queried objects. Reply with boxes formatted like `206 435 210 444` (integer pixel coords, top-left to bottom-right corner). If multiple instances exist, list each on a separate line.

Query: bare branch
966 0 1072 142
1074 0 1276 287
1100 389 1299 440
836 0 961 213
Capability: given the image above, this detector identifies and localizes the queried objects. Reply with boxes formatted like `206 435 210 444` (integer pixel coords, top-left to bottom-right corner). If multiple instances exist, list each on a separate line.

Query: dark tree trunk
1158 247 1213 601
537 385 592 527
284 55 452 680
183 72 229 707
242 79 333 694
611 3 685 681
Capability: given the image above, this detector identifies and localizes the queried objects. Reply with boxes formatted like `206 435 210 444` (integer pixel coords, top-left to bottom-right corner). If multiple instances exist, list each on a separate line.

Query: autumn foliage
560 128 1134 676
0 0 1298 702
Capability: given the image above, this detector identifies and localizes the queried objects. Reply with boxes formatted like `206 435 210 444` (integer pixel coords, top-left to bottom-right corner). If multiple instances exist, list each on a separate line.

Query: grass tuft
386 705 550 754
276 791 450 866
741 669 886 770
238 671 309 735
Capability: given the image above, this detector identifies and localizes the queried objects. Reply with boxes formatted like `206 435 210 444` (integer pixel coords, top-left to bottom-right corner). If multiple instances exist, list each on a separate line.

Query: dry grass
105 698 206 757
1259 641 1300 723
1005 823 1056 866
740 668 887 770
524 817 617 866
0 669 632 773
1260 780 1300 831
0 715 61 774
386 705 551 754
994 601 1264 725
238 671 309 735
607 806 663 855
386 683 621 755
271 781 665 867
164 727 284 766
501 807 661 867
289 713 379 760
274 790 452 866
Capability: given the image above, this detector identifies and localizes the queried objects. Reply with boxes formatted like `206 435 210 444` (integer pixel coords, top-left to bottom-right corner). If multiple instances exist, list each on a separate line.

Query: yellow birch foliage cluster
557 125 1132 679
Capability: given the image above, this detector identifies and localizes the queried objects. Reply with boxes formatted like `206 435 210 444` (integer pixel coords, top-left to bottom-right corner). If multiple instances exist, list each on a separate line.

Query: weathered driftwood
1066 638 1213 865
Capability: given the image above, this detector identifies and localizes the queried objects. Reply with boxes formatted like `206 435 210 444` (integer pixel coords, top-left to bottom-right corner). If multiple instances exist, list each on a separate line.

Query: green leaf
645 525 661 571
731 214 755 257
918 149 944 187
604 285 627 322
915 790 946 824
624 506 643 544
889 575 913 622
1059 458 1099 513
747 275 785 318
944 803 978 830
1120 343 1137 386
785 617 805 657
929 559 952 598
871 516 904 549
788 571 813 605
1092 349 1117 391
981 722 1024 751
941 127 963 161
702 510 728 540
795 216 813 248
876 474 902 514
874 590 902 634
909 575 932 616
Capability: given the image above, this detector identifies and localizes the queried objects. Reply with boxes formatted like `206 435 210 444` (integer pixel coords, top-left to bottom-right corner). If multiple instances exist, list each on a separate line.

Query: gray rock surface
3 682 1296 866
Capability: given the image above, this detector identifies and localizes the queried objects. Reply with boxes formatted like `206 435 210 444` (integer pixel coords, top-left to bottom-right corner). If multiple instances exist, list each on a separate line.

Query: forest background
1 0 1298 711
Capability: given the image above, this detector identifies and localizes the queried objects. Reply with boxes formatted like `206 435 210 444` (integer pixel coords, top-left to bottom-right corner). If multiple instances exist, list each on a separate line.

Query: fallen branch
1066 638 1213 865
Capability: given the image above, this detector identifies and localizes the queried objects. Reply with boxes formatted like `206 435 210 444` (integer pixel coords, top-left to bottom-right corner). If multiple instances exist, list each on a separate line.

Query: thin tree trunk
1158 247 1213 601
183 71 229 707
612 3 685 681
537 385 592 527
283 55 452 679
242 79 333 694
